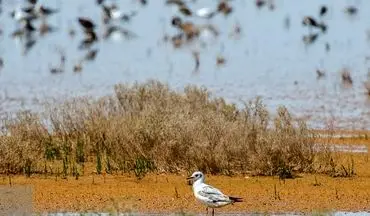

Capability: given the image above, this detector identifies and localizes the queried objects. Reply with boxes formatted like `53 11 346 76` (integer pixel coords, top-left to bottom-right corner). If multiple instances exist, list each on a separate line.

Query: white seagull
187 171 243 216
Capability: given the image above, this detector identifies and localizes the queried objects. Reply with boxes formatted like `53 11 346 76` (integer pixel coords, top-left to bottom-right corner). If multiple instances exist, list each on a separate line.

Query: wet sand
1 171 369 214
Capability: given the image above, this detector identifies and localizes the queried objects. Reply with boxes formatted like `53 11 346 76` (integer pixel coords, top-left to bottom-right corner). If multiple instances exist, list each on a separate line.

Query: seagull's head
187 171 205 184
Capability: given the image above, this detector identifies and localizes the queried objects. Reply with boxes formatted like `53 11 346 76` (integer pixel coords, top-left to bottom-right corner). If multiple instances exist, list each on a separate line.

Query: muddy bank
0 171 369 214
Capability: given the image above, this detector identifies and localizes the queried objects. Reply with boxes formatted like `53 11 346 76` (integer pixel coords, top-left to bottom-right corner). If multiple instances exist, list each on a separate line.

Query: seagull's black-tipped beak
186 176 193 180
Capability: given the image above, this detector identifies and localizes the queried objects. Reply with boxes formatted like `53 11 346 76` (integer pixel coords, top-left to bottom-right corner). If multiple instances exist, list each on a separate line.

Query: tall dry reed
0 80 333 177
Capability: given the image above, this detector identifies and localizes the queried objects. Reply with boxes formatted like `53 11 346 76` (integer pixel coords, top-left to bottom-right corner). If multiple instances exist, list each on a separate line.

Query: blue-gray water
1 0 370 130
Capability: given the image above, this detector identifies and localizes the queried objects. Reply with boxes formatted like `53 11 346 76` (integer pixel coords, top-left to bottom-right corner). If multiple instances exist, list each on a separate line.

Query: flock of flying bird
301 4 356 46
5 0 59 57
0 0 369 96
0 0 146 73
300 4 370 95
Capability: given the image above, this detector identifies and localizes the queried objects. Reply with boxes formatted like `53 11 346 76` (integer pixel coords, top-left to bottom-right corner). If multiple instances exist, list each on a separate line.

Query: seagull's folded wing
198 185 230 202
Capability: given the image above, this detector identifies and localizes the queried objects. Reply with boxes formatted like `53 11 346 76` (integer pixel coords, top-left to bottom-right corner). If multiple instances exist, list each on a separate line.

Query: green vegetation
0 80 336 178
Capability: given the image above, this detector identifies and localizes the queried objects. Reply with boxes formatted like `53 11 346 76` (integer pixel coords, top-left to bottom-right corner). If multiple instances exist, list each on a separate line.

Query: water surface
1 0 370 129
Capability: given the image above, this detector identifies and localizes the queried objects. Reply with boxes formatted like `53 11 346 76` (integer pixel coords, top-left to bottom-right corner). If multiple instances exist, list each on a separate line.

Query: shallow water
1 0 370 129
314 143 368 153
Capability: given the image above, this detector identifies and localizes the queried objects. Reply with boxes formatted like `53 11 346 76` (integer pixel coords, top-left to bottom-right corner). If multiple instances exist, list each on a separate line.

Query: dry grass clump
0 80 328 178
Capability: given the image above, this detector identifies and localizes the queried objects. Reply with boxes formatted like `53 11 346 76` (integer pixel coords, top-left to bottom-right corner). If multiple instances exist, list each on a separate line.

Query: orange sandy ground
1 136 370 214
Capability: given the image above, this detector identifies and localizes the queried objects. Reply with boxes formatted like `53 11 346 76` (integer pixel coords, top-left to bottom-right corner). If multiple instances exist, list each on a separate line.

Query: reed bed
0 80 336 178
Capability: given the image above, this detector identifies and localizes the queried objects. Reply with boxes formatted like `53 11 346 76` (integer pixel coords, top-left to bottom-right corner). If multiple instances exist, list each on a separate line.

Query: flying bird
102 4 137 23
302 16 327 32
37 5 59 17
195 7 216 19
344 6 358 15
319 5 327 17
78 17 95 31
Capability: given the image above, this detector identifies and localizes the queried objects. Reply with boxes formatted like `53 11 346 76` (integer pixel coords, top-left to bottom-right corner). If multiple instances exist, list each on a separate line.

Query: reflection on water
0 0 370 129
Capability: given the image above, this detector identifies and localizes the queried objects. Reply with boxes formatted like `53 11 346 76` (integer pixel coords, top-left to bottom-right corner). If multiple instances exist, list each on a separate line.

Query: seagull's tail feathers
229 196 243 202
